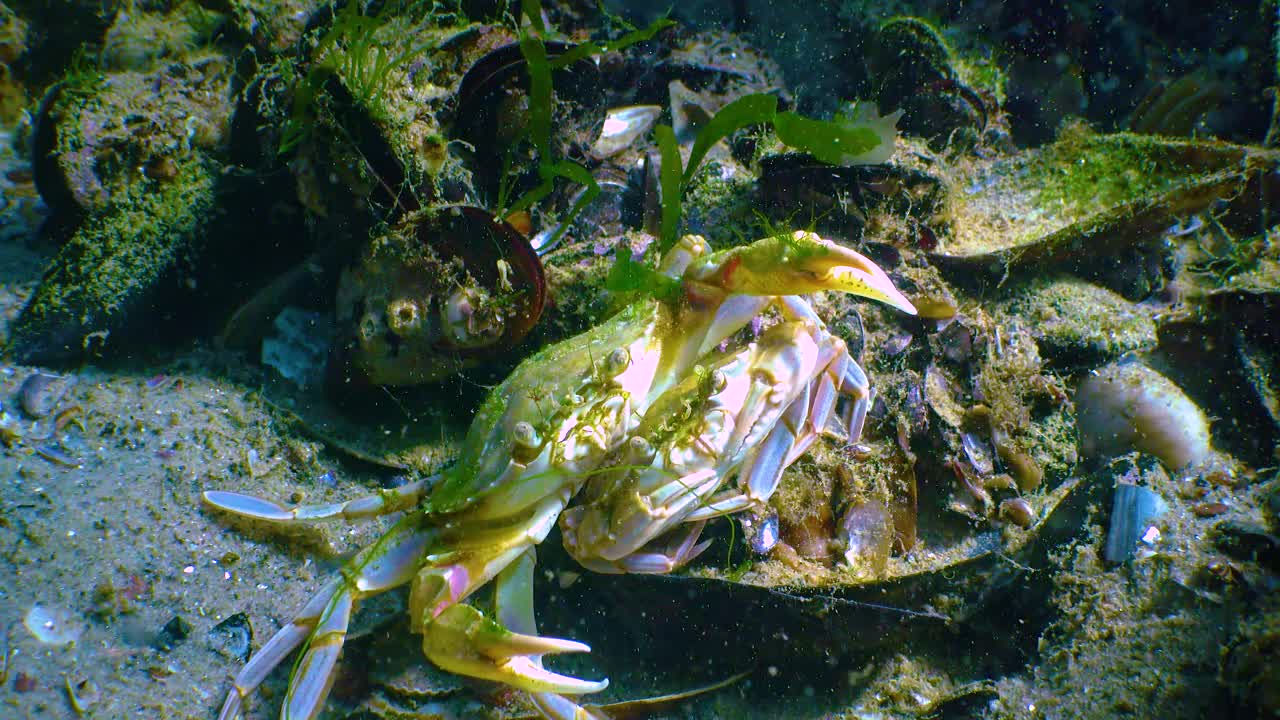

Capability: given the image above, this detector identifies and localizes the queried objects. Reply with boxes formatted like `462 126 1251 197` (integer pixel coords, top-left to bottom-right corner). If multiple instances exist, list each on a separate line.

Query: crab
204 230 916 720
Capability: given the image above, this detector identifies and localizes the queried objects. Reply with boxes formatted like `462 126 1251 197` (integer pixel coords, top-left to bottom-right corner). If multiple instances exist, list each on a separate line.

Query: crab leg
491 550 612 720
569 519 712 575
203 478 430 523
561 467 723 565
683 336 858 522
410 490 609 696
682 382 814 522
841 357 872 443
216 516 431 720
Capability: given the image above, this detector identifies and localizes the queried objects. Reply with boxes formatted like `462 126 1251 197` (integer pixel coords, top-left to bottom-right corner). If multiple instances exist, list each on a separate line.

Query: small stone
1076 361 1212 470
154 615 193 651
1191 501 1229 517
999 498 1035 527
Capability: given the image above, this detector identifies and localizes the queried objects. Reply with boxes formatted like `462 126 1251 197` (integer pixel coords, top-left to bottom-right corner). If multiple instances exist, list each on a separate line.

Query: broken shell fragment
1105 482 1169 562
19 371 75 418
961 431 995 475
668 80 716 143
838 500 894 575
24 604 82 645
1076 361 1212 470
207 612 253 662
741 509 780 555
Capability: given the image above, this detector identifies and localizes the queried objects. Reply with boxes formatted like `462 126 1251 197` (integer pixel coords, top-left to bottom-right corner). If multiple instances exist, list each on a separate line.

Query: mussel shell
434 205 546 344
551 470 1097 674
30 82 79 216
331 205 545 387
758 153 944 240
452 41 605 195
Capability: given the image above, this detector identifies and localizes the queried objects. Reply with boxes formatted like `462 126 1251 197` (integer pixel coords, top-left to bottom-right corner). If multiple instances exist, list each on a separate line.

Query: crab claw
686 230 917 315
423 604 609 695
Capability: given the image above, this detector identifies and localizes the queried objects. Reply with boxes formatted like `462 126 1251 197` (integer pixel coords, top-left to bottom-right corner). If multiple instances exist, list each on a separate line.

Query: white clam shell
590 105 661 159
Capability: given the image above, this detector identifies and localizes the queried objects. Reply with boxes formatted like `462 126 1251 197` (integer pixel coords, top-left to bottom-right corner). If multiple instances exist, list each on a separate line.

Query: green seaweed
682 93 779 190
503 0 671 235
549 16 675 69
508 160 602 250
279 2 435 155
774 109 882 165
520 32 552 158
656 124 683 251
651 93 899 256
520 0 547 32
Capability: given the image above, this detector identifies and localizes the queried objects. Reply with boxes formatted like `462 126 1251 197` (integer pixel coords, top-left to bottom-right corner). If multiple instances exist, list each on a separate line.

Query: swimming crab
205 231 916 719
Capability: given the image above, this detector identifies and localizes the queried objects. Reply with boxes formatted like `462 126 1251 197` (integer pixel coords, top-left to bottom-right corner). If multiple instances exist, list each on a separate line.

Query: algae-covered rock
270 9 484 219
8 158 219 361
228 0 326 54
100 2 225 71
0 3 28 123
867 17 1006 150
13 52 237 362
32 52 233 216
1005 276 1157 367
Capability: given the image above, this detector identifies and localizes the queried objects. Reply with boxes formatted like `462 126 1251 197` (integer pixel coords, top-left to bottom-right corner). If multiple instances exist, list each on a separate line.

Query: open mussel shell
549 470 1097 676
590 105 661 160
932 132 1279 289
260 369 465 473
452 41 605 196
867 17 991 146
330 205 546 389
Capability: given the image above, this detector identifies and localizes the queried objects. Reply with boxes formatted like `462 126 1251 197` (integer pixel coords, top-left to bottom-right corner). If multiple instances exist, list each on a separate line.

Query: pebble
1076 361 1212 470
19 371 74 418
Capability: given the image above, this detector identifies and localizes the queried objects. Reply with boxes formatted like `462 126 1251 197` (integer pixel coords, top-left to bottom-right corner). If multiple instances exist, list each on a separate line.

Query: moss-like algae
1004 276 1158 367
941 122 1259 258
9 158 218 359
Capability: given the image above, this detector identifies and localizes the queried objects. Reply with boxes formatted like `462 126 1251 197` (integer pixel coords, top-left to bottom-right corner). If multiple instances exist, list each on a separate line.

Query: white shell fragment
24 603 83 646
1104 482 1169 563
1075 361 1212 470
261 306 333 388
831 102 903 166
590 105 661 159
669 80 715 143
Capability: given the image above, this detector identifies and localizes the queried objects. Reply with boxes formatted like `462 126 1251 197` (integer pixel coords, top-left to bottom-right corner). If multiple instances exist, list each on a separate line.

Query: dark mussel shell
330 205 546 388
30 82 80 218
758 153 945 241
452 41 604 197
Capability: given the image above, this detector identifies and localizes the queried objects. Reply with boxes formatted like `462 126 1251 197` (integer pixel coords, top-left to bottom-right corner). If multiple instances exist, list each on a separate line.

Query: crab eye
628 436 655 463
513 421 539 448
606 347 630 374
